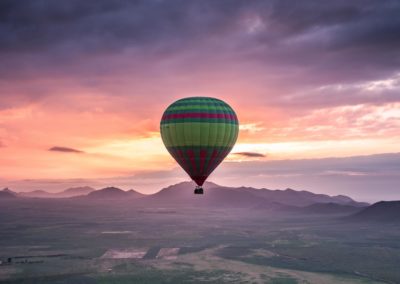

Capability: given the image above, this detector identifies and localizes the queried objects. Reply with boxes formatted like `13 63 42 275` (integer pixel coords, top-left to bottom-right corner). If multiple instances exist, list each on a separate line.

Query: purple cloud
1 0 399 91
49 146 84 154
233 152 266 158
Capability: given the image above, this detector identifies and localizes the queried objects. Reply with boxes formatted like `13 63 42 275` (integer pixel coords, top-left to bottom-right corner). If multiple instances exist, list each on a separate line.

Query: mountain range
1 182 398 221
0 182 369 208
346 201 400 223
18 186 95 198
143 182 368 208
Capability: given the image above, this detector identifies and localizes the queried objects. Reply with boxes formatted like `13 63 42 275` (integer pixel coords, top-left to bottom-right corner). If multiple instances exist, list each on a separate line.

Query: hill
143 181 262 207
245 187 367 207
85 187 145 199
20 186 95 198
0 188 17 199
55 186 94 197
347 201 400 222
20 190 55 198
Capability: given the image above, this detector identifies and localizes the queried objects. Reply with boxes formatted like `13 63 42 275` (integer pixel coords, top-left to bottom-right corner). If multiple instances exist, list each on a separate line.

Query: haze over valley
1 183 400 283
1 0 400 283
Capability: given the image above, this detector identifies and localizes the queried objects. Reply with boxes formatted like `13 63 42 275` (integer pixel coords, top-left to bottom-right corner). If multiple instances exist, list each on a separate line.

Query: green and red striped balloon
160 97 239 188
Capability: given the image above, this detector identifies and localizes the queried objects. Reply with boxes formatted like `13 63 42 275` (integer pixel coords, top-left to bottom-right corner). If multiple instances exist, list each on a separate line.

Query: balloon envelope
160 97 239 186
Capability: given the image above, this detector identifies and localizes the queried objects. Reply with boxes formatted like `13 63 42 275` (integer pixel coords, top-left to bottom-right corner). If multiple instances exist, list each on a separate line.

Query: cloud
0 0 399 117
224 152 400 176
48 146 84 154
214 152 400 202
233 152 266 158
274 74 400 110
1 0 399 85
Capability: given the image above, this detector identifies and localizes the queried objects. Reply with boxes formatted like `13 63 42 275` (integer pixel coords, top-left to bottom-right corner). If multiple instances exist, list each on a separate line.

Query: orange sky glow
0 1 399 201
1 87 399 181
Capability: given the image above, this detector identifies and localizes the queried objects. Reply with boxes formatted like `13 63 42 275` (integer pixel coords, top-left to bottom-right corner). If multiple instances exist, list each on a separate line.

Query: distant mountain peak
347 201 400 223
333 195 354 202
100 186 121 191
88 187 125 196
62 186 94 193
2 187 15 193
284 188 295 192
0 188 17 198
85 186 144 199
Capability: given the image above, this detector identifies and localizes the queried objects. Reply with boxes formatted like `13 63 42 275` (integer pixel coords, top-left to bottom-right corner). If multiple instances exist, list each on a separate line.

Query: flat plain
0 198 399 284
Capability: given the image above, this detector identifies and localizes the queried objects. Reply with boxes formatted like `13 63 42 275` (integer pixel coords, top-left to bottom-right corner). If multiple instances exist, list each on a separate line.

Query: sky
0 0 399 202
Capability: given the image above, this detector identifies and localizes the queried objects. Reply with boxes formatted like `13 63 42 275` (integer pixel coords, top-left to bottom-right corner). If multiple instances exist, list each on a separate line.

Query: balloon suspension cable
194 185 204 195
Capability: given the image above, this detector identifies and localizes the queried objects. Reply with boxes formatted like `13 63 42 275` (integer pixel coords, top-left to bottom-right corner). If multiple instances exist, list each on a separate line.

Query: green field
0 199 399 283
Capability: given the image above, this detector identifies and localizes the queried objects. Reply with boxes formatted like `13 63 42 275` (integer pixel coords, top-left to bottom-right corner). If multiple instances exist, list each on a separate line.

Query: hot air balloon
160 97 239 194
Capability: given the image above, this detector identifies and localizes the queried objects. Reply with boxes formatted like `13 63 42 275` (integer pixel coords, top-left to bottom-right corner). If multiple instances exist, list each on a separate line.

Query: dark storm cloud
49 146 84 154
0 0 240 54
233 152 266 158
241 1 400 85
0 0 247 84
1 0 400 107
1 1 399 69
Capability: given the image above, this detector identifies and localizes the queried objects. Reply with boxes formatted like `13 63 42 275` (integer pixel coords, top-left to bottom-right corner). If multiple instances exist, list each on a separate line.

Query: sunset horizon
1 1 400 200
1 2 400 283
